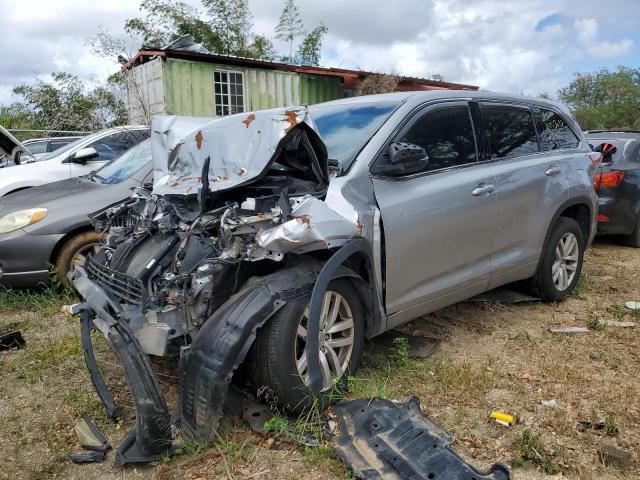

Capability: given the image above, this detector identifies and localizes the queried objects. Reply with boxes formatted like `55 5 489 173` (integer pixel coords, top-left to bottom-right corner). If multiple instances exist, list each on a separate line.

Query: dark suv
586 131 640 247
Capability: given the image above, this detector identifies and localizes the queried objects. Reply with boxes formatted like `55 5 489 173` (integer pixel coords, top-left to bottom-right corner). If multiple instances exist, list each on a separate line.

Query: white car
0 126 149 197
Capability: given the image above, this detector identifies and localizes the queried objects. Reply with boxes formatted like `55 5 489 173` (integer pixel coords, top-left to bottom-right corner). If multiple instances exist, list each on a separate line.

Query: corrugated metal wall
162 58 342 117
127 57 166 124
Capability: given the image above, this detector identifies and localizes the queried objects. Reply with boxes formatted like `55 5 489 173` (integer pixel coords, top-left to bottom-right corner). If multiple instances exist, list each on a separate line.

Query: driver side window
400 105 478 173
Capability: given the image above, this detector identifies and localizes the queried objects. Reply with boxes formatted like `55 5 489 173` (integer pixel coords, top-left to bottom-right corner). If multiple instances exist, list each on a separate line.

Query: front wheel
252 279 365 412
531 217 585 302
55 231 102 287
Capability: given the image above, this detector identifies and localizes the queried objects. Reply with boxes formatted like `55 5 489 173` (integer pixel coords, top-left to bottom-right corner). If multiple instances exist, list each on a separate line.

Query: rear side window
481 106 539 159
536 108 579 151
399 105 477 173
25 141 47 154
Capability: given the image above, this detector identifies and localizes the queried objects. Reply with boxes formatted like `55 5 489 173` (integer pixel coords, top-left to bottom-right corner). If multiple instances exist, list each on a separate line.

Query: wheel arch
535 197 593 274
48 224 96 266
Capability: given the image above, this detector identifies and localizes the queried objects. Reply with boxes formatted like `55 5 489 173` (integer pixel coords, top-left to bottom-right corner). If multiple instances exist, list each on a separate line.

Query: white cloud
575 17 633 59
0 0 637 104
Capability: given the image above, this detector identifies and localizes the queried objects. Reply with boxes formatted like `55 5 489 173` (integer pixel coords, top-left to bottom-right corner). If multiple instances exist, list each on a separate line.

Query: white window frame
214 70 246 116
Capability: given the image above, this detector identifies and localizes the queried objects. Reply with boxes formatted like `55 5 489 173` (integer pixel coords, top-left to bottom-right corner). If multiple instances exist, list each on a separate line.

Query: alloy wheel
552 232 579 291
295 291 355 392
70 242 101 270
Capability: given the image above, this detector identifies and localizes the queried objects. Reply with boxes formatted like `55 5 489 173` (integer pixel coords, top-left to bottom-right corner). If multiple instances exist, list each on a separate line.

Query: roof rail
585 129 640 134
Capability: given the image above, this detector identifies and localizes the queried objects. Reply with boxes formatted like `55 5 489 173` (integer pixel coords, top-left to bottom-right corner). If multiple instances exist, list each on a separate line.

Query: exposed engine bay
85 118 359 357
69 107 370 464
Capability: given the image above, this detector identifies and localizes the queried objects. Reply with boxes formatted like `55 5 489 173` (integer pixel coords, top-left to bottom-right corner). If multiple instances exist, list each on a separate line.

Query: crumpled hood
151 107 326 196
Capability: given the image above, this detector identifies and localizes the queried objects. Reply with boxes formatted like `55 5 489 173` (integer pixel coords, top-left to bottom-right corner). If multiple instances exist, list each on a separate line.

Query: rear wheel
531 217 585 302
55 231 102 287
252 279 365 411
622 218 640 248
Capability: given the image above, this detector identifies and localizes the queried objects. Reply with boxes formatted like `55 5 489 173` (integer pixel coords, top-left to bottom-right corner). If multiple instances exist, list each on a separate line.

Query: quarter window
399 105 477 173
481 106 539 159
214 71 245 116
536 108 579 151
25 141 47 154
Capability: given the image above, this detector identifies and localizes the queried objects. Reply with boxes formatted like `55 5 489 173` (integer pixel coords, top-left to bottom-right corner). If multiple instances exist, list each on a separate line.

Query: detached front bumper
70 266 174 464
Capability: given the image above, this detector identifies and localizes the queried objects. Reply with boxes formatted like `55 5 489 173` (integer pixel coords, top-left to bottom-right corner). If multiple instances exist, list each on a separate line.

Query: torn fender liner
330 397 511 480
179 261 320 444
151 107 327 196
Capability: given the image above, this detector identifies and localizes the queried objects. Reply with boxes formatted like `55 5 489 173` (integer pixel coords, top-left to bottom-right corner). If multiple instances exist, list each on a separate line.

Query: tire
55 231 102 287
252 279 365 412
622 218 640 248
531 217 585 302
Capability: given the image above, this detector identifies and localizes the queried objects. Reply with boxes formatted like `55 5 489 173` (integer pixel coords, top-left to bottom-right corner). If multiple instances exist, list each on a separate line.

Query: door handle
471 184 495 196
545 165 561 176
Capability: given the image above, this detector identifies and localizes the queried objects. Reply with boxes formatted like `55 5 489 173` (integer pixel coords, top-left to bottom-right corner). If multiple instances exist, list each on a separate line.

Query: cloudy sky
1 0 638 104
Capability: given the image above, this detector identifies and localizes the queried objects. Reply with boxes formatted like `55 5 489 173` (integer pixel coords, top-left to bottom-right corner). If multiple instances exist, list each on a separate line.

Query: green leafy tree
275 0 304 62
248 34 277 61
297 23 328 66
124 0 224 52
10 72 127 132
558 66 640 130
203 0 252 55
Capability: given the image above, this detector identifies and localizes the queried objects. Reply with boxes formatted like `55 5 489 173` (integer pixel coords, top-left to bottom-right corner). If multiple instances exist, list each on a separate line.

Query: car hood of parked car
151 107 328 196
0 176 132 217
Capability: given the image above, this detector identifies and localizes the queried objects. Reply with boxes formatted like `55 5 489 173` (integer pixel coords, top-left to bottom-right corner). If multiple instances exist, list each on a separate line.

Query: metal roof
124 48 478 91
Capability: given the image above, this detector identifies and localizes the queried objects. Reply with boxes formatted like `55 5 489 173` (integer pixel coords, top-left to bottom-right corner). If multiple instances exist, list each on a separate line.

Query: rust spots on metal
169 143 181 153
237 167 247 177
295 214 312 228
241 113 256 128
284 110 298 133
355 216 364 235
195 130 204 149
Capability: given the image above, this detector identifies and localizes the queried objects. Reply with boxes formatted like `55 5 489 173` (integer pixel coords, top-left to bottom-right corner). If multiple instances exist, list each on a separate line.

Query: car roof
311 90 572 114
23 136 82 143
585 130 640 140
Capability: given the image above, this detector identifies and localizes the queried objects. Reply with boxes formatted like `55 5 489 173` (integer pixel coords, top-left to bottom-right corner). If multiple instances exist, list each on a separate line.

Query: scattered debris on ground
330 397 511 479
599 444 633 468
549 325 591 334
0 330 25 350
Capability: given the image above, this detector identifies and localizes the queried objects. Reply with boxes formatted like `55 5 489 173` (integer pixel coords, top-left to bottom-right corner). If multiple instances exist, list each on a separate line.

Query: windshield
38 135 88 161
94 139 152 184
309 101 399 170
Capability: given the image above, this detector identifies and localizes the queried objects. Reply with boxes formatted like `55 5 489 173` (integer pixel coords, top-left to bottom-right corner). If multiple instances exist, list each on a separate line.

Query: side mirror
70 147 99 164
594 143 617 164
389 142 428 165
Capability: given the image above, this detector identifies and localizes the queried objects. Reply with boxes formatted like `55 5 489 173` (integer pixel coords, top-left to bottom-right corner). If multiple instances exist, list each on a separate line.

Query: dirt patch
1 239 639 479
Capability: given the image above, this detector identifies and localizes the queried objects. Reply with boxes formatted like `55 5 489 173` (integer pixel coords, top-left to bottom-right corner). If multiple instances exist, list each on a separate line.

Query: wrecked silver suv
70 91 598 464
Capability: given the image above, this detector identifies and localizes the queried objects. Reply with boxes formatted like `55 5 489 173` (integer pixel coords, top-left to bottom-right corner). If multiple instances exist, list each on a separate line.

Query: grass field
1 239 638 479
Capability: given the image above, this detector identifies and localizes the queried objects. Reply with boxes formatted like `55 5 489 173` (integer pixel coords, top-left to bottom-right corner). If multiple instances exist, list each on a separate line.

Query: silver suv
70 91 598 463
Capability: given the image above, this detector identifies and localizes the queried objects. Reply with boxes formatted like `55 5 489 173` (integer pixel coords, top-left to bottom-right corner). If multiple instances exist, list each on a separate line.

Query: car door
371 101 497 324
478 102 571 288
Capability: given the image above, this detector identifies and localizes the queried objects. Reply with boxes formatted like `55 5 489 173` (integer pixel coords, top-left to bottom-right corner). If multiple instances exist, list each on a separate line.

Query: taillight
594 171 624 189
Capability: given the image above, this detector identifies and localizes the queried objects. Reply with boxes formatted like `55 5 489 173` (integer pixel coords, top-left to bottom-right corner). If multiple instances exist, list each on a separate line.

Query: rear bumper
0 229 62 288
596 196 638 236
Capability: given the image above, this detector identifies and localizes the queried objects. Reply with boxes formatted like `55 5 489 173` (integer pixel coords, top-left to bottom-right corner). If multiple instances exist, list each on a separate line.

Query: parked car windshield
309 101 399 170
93 139 152 184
